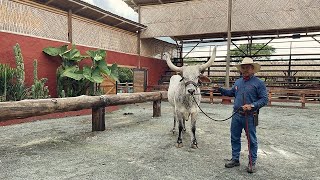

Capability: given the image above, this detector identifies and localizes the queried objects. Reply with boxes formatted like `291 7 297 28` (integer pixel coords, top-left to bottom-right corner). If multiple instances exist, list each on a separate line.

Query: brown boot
246 163 257 173
225 159 240 168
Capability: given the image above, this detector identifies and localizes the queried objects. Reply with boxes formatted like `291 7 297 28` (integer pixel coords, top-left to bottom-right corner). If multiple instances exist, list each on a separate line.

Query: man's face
240 64 254 77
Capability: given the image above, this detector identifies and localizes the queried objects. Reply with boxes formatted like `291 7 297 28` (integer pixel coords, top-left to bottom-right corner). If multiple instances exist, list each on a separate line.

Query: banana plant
43 45 87 80
86 49 119 83
43 45 118 96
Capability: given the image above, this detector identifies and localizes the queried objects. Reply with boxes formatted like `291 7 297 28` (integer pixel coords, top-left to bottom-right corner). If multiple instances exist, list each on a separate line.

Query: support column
223 0 233 104
153 100 161 117
226 0 232 89
68 9 72 43
92 107 106 131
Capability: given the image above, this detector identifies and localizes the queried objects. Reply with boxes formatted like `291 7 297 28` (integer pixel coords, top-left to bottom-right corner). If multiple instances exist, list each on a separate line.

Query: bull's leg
190 114 198 149
172 113 177 134
183 117 186 132
176 113 184 148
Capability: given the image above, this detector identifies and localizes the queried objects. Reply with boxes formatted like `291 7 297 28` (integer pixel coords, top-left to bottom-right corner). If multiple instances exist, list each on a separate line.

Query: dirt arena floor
0 101 319 180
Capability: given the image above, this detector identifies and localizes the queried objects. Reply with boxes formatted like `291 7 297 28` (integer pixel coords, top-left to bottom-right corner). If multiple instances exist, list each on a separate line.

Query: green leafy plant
0 44 29 102
43 45 119 97
118 67 133 83
13 43 25 85
11 44 29 101
1 44 51 101
31 59 50 99
0 64 17 101
231 44 275 60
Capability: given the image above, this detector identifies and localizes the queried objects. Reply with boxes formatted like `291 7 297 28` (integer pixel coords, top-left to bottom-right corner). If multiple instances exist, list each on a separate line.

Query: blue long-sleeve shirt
219 75 268 112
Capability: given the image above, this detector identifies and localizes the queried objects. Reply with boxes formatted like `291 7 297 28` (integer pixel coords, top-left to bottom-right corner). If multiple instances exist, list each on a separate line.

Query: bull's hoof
190 143 198 149
183 128 186 132
176 143 183 148
190 140 198 149
171 128 176 134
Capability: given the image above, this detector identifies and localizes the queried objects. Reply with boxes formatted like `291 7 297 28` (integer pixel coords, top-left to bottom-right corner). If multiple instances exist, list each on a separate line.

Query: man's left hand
242 104 253 111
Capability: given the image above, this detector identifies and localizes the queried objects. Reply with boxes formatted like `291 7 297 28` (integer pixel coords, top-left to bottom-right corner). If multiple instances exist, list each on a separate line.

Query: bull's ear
199 75 211 83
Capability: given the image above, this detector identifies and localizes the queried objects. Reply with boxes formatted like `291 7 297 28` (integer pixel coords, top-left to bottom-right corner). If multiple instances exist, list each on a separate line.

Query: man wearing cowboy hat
214 57 268 173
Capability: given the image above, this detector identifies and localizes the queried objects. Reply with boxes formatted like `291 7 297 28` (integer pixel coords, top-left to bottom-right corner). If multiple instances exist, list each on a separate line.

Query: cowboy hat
234 57 261 73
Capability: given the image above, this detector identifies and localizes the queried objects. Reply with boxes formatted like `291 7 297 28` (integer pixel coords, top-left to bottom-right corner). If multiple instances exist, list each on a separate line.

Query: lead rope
243 93 253 172
191 95 241 122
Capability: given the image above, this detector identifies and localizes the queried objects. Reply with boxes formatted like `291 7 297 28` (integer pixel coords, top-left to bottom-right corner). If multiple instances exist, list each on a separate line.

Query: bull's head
166 47 216 95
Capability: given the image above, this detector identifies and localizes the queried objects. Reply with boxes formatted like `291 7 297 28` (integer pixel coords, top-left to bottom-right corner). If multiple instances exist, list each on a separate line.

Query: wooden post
209 90 213 104
153 100 161 117
126 82 129 93
92 107 105 131
68 9 72 43
301 93 306 108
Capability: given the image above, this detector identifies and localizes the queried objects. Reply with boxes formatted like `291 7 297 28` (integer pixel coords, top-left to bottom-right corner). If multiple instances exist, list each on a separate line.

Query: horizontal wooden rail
268 89 320 108
0 91 168 131
201 87 320 108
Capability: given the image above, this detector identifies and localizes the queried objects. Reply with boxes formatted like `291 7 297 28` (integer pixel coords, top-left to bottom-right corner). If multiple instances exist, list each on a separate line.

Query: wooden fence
117 82 134 93
0 91 168 131
268 89 320 108
203 88 320 108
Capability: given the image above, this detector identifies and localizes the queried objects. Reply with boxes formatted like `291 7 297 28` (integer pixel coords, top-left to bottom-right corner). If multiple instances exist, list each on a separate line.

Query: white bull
167 48 216 148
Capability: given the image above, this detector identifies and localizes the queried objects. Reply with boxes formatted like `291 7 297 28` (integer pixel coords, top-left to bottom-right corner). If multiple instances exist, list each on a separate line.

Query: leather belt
237 111 257 116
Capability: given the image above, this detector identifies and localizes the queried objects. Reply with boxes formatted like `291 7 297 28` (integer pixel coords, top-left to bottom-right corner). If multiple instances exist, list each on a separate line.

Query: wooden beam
0 91 168 122
45 0 55 5
96 14 109 21
114 21 125 27
73 6 87 14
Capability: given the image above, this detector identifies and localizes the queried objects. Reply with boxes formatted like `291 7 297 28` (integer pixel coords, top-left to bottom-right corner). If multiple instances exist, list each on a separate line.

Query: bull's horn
166 58 182 72
199 47 216 71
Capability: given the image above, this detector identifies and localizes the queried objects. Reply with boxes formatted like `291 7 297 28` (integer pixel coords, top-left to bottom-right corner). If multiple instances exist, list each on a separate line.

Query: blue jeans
230 112 257 163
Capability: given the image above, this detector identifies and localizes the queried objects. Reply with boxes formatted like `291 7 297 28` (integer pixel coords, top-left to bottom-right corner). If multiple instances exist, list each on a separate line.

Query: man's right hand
213 84 220 89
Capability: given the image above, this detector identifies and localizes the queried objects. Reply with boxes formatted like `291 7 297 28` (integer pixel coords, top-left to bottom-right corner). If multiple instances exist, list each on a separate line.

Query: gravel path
0 101 319 180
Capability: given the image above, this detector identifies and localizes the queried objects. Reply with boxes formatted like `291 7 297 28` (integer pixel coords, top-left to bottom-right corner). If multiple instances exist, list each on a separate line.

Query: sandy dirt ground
0 101 319 180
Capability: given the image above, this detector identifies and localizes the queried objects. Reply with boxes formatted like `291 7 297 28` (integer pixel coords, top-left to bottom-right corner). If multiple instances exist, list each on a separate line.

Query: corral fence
201 87 320 108
0 91 168 131
116 82 134 93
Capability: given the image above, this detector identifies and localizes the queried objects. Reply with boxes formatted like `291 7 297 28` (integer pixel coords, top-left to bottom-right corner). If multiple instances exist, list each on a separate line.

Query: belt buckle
238 111 245 115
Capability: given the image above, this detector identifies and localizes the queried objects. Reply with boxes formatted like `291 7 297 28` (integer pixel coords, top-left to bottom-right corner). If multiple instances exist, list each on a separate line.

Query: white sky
82 0 138 22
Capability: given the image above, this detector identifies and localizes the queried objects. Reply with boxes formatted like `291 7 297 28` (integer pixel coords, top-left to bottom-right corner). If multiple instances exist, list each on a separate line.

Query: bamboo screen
0 0 68 41
141 38 177 60
140 0 227 38
140 0 320 38
72 18 138 54
232 0 320 32
0 0 177 58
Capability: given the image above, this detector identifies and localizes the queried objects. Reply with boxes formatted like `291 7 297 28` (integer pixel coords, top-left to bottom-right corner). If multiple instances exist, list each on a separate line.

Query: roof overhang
125 0 320 42
124 0 191 9
171 26 320 42
30 0 146 33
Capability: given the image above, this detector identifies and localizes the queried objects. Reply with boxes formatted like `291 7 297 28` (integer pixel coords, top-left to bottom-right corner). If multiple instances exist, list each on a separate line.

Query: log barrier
0 91 168 131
